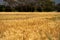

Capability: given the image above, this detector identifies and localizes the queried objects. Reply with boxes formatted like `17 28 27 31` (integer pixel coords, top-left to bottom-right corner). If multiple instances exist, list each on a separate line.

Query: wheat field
0 12 60 40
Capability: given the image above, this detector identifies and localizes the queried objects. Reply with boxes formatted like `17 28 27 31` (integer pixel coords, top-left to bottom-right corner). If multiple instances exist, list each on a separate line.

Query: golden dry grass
0 12 60 40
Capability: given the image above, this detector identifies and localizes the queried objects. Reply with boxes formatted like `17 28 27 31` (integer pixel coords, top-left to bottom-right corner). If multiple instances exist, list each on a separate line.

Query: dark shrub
5 6 12 12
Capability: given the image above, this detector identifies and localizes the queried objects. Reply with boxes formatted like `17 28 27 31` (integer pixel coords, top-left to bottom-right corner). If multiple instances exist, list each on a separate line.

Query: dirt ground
0 12 60 40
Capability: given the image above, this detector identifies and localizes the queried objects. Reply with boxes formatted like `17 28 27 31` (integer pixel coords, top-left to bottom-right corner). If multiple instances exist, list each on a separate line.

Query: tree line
0 0 60 12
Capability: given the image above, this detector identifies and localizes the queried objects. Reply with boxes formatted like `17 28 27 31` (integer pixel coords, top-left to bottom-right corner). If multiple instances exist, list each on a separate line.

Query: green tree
3 0 55 12
37 0 55 11
56 3 60 12
0 5 5 12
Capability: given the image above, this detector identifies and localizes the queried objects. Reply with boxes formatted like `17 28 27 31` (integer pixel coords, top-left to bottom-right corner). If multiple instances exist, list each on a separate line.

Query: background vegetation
0 0 60 12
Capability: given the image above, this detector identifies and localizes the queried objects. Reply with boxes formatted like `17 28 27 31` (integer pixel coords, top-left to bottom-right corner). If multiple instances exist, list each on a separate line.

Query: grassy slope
0 12 60 40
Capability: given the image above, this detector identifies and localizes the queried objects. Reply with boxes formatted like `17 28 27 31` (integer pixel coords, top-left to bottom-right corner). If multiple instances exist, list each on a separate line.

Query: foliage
56 3 60 12
0 0 57 12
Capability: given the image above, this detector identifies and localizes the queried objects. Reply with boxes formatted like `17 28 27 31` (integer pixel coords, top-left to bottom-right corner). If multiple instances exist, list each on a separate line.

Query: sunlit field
0 12 60 40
